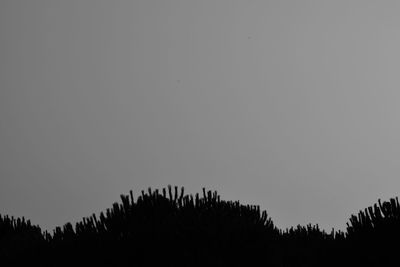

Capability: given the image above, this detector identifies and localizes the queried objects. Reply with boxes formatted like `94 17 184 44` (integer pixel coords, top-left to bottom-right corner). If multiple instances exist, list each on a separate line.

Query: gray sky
1 1 400 232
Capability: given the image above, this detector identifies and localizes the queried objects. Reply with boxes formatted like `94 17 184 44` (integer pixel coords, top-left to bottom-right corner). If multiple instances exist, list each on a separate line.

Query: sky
1 1 400 232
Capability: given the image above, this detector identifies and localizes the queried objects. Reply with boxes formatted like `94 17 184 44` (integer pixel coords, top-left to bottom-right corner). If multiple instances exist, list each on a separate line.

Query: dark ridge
0 185 399 266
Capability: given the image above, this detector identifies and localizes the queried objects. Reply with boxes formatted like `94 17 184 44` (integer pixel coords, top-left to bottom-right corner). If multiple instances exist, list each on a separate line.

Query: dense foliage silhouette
0 185 399 266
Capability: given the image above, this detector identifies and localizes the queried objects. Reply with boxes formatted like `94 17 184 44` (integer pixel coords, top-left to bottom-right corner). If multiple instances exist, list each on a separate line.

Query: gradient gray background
1 1 400 232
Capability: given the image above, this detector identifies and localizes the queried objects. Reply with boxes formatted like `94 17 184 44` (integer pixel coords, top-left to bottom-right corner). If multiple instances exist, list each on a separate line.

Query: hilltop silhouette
0 185 399 266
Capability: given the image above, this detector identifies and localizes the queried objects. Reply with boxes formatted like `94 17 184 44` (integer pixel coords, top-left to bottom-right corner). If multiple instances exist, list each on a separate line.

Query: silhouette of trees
0 186 399 266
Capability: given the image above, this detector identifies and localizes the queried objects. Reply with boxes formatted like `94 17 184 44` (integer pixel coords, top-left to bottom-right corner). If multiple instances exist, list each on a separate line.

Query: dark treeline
0 186 398 266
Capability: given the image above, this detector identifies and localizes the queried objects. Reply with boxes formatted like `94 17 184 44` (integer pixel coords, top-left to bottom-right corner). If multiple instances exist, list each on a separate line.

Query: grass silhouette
1 185 399 266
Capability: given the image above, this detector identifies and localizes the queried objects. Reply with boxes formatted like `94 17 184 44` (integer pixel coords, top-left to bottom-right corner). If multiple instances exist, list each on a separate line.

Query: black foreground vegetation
1 186 399 266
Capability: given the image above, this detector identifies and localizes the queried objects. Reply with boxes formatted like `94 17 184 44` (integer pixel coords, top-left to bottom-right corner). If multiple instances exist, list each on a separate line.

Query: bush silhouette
1 185 400 266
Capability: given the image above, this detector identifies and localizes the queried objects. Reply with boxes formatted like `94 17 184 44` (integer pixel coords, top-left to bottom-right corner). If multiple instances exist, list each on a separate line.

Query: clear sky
1 1 400 232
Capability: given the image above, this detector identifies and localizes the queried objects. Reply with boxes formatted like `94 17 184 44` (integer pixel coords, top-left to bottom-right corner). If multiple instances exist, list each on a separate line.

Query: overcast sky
1 1 400 232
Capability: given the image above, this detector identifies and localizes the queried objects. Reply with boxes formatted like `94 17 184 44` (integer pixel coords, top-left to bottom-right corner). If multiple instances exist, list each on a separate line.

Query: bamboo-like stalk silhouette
1 186 399 266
